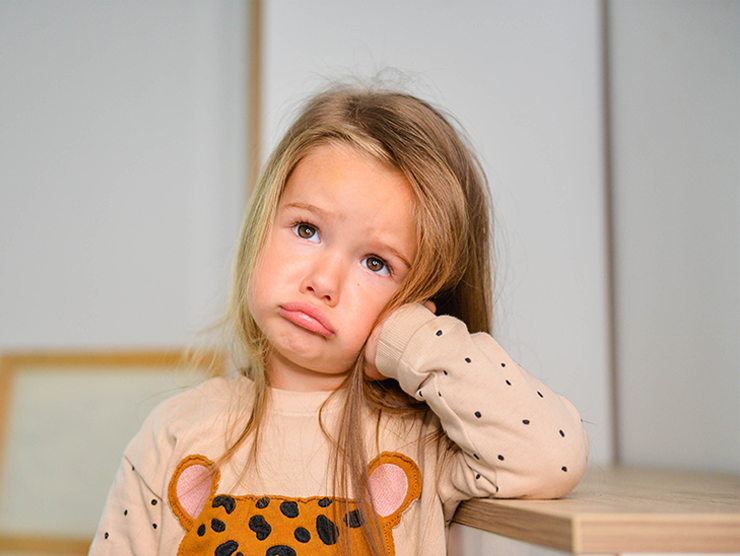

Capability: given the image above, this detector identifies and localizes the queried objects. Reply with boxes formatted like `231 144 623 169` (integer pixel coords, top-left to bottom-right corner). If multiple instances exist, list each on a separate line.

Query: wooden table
452 466 740 554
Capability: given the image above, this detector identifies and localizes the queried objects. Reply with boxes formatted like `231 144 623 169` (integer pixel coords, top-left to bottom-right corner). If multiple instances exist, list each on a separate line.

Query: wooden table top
452 466 740 554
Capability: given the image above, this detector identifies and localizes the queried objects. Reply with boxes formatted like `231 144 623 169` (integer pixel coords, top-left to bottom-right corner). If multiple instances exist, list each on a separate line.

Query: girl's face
249 144 417 391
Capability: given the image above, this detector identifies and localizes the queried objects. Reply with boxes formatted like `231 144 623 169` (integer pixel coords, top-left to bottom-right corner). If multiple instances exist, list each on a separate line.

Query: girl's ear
168 454 220 531
367 452 422 527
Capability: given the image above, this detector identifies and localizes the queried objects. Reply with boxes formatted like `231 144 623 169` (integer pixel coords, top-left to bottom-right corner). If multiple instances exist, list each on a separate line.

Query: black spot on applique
266 547 296 556
443 370 448 375
560 430 565 437
255 496 270 509
153 523 157 529
212 518 226 533
215 541 239 556
123 509 128 516
475 474 480 479
465 357 471 363
295 527 311 543
344 509 362 528
316 514 339 545
198 524 206 536
495 485 500 493
280 501 299 518
473 453 480 460
214 495 237 514
418 390 423 397
438 391 442 397
104 532 109 539
538 391 544 398
523 419 530 425
562 466 568 472
151 499 157 506
249 515 272 540
498 454 505 461
436 330 443 336
132 465 135 471
501 362 506 367
318 497 332 508
506 380 512 386
475 411 482 418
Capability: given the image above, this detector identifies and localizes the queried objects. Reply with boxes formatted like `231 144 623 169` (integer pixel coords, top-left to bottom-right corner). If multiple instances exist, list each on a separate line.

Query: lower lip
279 307 334 337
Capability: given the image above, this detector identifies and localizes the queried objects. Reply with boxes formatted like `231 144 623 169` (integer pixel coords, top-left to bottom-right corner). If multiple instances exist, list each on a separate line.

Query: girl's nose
300 252 344 305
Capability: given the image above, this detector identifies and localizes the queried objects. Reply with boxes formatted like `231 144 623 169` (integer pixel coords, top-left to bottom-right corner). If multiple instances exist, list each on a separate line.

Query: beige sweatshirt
89 304 588 556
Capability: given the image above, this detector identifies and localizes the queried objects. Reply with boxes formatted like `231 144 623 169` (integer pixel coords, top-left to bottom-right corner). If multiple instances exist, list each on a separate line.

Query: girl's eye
294 223 319 243
363 256 390 276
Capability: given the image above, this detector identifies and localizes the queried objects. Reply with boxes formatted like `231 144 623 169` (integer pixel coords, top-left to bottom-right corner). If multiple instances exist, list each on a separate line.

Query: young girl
90 85 589 556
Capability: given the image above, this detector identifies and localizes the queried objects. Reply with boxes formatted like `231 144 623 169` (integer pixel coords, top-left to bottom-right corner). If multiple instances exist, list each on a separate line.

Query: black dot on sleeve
465 357 471 363
501 362 506 367
438 391 442 397
495 485 499 493
559 430 565 437
474 411 482 418
418 390 423 397
151 499 157 506
473 453 480 460
153 523 158 529
124 509 128 516
498 454 505 461
475 474 480 479
104 532 109 539
523 419 530 425
506 380 512 386
537 391 544 398
436 330 443 336
561 466 568 472
443 370 448 375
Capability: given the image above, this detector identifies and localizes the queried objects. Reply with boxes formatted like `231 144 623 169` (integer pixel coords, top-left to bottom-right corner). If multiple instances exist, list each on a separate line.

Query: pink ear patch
368 463 409 517
177 463 212 520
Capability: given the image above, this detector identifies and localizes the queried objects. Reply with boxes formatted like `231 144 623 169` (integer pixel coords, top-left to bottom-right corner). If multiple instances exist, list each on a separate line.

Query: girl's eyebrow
282 202 333 221
282 201 413 270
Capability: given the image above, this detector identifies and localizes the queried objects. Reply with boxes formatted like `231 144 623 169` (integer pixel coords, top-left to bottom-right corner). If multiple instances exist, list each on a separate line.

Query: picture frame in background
0 350 222 555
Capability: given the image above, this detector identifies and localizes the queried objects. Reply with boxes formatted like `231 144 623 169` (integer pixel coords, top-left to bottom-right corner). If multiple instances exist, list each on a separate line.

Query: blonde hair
225 84 493 555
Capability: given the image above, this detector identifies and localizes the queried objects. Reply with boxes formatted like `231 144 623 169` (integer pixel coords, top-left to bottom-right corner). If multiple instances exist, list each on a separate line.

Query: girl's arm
372 303 589 500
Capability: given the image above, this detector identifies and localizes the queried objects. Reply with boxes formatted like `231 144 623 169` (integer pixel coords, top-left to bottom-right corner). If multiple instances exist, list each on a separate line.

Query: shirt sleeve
375 303 589 502
87 451 164 555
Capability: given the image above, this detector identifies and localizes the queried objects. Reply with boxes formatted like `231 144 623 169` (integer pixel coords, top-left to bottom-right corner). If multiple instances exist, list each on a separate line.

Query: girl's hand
364 300 436 380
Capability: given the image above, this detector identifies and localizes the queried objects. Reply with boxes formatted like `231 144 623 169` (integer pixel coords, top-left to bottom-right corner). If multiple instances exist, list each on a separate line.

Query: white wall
262 0 614 465
0 0 249 351
0 0 250 539
608 0 740 474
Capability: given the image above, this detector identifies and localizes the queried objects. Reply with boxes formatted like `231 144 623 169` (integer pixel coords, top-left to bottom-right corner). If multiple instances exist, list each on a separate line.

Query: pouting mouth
279 303 335 337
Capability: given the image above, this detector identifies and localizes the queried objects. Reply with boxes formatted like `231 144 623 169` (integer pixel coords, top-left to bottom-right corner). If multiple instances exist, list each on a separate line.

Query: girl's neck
266 382 342 414
266 351 350 392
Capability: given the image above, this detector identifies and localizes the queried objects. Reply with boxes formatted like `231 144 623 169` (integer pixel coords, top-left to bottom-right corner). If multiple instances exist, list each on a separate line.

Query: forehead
280 144 417 232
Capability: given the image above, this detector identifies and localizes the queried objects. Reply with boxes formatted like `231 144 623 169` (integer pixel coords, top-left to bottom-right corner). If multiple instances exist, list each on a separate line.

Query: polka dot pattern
424 316 579 493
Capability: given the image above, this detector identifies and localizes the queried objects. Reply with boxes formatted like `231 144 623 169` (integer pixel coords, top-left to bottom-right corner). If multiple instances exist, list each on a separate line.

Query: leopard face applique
168 452 421 556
